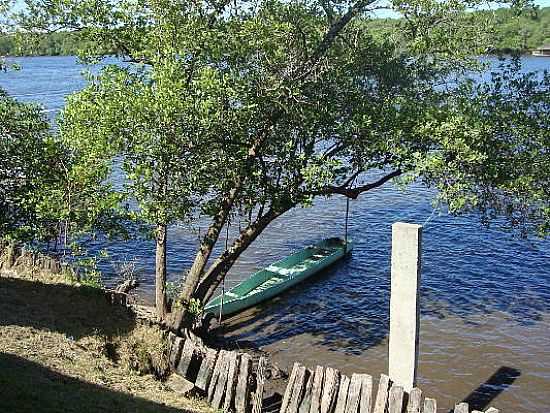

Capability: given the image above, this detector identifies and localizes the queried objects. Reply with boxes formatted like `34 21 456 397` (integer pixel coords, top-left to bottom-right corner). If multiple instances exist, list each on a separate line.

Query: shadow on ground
0 353 191 413
0 276 135 339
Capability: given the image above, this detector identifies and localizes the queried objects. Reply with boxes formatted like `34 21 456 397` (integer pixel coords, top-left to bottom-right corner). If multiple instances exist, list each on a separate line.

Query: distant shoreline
2 52 538 59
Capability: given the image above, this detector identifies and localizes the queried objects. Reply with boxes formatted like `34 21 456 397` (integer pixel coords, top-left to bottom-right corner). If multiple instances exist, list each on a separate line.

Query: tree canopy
4 0 549 327
0 88 59 241
3 5 550 56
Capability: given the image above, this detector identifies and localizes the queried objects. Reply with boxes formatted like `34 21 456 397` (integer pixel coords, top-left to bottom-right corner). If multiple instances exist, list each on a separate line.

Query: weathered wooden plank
169 336 184 370
167 331 176 347
453 402 469 413
299 370 314 413
196 348 218 391
373 374 391 413
344 374 362 413
212 352 231 409
167 374 195 396
208 350 227 402
235 353 252 413
423 398 437 413
309 366 325 413
176 337 195 378
281 363 301 413
320 367 340 413
288 364 308 413
406 387 422 413
223 351 239 412
252 357 267 413
388 385 404 413
484 408 499 413
358 374 373 413
334 375 350 413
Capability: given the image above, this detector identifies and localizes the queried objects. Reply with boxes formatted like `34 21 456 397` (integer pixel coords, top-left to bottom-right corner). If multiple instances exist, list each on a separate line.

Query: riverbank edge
0 242 289 411
0 243 217 413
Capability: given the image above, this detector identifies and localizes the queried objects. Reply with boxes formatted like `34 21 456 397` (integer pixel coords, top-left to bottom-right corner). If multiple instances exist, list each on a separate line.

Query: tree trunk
172 206 290 332
197 206 291 303
179 186 241 304
171 131 273 332
169 208 232 332
155 224 168 320
6 242 16 269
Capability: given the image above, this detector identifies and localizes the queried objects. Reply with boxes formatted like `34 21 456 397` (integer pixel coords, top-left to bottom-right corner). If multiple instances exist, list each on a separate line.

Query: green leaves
8 0 550 253
60 58 214 230
0 88 61 241
418 60 550 236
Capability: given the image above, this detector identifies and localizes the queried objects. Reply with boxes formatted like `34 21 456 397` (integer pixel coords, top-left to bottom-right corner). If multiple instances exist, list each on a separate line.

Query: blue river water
1 55 549 412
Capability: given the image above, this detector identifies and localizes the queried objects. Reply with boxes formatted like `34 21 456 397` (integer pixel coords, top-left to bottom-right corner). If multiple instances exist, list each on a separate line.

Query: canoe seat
266 266 304 276
246 277 284 296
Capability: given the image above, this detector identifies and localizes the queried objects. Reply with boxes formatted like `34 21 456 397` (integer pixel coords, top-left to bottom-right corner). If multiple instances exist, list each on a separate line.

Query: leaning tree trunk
155 224 168 320
173 206 291 332
169 214 229 332
195 207 290 303
171 131 275 332
179 187 241 305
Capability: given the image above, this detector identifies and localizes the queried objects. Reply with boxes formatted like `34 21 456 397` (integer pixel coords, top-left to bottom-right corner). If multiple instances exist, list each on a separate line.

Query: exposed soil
0 269 215 413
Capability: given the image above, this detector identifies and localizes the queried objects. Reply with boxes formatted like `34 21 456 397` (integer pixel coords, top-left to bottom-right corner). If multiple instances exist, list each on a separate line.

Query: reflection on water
1 55 550 413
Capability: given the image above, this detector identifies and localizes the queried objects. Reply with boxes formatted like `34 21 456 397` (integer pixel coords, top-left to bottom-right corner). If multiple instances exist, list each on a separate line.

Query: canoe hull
204 238 352 318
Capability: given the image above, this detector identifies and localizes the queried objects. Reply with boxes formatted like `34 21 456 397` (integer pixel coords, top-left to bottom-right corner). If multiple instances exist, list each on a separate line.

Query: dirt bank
0 267 214 413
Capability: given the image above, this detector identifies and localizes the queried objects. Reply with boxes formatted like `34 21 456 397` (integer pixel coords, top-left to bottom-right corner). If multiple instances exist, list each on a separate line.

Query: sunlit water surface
1 55 549 412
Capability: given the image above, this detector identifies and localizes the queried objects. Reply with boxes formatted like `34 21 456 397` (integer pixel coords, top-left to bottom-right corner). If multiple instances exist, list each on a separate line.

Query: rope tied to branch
218 219 231 323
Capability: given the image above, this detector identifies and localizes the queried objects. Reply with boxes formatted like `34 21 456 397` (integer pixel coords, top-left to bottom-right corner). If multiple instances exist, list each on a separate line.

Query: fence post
388 222 422 392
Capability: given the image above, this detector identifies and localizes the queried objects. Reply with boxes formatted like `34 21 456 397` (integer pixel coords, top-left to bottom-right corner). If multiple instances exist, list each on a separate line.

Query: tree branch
195 204 293 303
297 0 376 79
313 169 402 199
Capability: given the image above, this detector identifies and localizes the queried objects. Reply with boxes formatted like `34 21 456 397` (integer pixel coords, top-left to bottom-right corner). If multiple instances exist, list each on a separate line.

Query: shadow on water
455 367 521 412
213 253 390 354
0 353 191 413
214 210 550 355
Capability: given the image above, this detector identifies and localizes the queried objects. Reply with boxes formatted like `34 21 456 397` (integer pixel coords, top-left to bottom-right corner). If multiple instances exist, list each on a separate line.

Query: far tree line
1 6 550 57
1 0 548 333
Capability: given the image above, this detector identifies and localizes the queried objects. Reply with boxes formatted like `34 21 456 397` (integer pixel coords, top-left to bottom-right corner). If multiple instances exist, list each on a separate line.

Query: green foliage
361 6 550 54
72 255 104 288
0 79 127 287
485 6 550 52
420 59 550 236
0 88 63 242
3 6 550 57
5 0 549 308
59 60 210 229
0 32 89 56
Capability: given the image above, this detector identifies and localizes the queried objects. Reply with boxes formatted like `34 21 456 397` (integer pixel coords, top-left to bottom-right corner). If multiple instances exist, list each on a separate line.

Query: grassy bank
0 268 213 413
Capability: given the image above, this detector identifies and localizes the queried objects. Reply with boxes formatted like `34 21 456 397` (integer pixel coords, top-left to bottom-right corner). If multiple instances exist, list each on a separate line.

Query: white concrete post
388 222 422 392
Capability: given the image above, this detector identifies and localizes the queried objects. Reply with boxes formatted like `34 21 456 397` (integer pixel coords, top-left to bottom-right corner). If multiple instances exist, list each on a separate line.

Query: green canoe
204 237 353 318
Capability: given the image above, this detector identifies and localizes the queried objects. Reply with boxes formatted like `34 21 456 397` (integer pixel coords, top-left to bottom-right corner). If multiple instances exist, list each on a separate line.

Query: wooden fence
167 330 263 413
280 363 500 413
0 243 63 273
166 331 501 413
